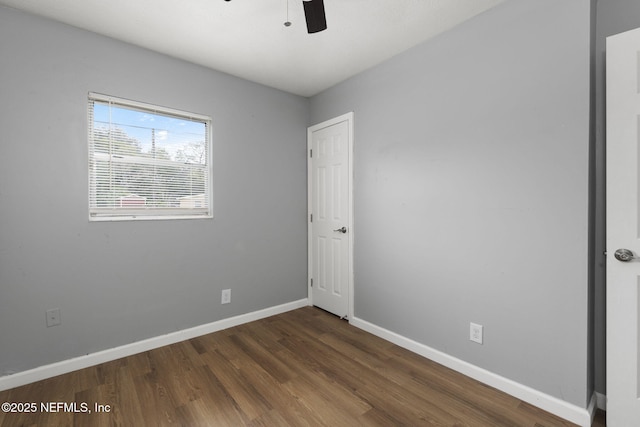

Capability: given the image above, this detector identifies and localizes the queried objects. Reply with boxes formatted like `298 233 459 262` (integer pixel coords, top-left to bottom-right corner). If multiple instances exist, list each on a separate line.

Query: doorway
307 112 354 319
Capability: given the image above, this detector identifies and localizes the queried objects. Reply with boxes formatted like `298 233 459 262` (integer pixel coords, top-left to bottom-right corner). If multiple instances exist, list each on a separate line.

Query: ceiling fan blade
303 0 327 33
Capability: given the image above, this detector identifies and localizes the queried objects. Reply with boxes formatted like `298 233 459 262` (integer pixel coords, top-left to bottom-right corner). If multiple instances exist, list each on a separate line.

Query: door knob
333 227 347 233
614 248 636 262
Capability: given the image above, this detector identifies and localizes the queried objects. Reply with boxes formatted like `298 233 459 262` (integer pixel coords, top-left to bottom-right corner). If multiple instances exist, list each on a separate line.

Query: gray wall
310 0 592 407
0 0 610 411
0 6 309 375
593 0 640 396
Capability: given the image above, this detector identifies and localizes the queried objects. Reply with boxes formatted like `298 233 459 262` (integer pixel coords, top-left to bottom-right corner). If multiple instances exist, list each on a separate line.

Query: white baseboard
595 391 606 411
350 316 593 427
0 299 309 392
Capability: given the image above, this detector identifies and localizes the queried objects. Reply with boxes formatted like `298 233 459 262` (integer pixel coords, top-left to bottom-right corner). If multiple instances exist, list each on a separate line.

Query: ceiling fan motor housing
303 0 327 33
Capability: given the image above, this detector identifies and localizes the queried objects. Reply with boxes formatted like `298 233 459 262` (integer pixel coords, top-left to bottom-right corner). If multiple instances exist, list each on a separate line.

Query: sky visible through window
92 103 206 163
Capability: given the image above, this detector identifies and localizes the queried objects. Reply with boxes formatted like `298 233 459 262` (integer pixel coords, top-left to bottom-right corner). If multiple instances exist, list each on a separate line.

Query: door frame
307 112 354 321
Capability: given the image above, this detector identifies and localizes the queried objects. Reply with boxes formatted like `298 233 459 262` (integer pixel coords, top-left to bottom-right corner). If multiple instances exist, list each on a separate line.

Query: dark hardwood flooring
0 307 603 426
592 409 606 427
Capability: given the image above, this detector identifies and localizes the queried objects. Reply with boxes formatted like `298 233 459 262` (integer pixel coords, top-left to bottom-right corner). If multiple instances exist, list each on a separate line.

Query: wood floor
0 307 599 426
592 410 606 427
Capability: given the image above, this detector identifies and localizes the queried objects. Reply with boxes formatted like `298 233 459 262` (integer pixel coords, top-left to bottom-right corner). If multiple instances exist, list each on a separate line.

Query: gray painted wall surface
0 7 309 375
0 0 605 412
310 0 591 407
594 0 640 396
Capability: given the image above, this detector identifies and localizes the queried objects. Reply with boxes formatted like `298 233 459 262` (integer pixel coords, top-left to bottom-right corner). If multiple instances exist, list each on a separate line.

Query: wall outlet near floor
221 289 231 305
470 322 483 344
46 308 61 327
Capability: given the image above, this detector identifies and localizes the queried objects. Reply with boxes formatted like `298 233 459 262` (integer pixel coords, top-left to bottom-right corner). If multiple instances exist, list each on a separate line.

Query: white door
308 113 353 319
607 26 640 426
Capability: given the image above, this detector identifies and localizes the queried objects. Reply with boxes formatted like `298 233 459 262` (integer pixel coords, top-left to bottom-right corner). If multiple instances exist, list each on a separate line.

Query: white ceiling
0 0 506 97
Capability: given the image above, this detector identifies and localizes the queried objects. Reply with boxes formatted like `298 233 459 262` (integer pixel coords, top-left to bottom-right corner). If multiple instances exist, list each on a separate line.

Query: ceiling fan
226 0 327 34
302 0 327 33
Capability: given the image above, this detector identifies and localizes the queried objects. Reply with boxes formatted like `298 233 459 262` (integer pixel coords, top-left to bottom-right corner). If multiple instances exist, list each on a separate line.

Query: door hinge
310 278 313 287
310 149 312 158
310 213 313 222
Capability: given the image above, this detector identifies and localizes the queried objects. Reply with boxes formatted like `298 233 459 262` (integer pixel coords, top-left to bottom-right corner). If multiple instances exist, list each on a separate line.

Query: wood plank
0 307 587 426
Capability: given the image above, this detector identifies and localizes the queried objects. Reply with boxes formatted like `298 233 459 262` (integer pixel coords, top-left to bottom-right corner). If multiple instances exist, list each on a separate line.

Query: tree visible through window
88 93 212 220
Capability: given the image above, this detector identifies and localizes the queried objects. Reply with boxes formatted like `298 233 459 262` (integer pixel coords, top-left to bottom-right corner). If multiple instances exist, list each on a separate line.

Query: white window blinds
88 93 212 220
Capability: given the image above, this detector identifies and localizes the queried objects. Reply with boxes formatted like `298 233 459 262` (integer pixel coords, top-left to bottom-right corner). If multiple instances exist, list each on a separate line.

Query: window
88 93 212 220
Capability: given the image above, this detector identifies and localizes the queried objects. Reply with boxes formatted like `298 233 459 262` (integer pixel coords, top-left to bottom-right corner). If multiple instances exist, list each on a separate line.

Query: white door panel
308 113 353 319
607 26 640 426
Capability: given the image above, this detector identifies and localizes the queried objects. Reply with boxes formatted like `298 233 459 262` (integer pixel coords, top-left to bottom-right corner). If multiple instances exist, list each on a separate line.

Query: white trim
351 316 594 427
596 391 607 411
89 213 213 222
307 112 355 321
0 299 308 392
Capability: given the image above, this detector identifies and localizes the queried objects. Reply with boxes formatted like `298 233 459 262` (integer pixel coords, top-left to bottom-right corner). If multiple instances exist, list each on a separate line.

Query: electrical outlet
470 322 483 344
221 289 231 305
46 308 61 327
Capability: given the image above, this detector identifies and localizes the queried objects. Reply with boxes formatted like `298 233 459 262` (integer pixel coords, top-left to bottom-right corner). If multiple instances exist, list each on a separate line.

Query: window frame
87 92 213 222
